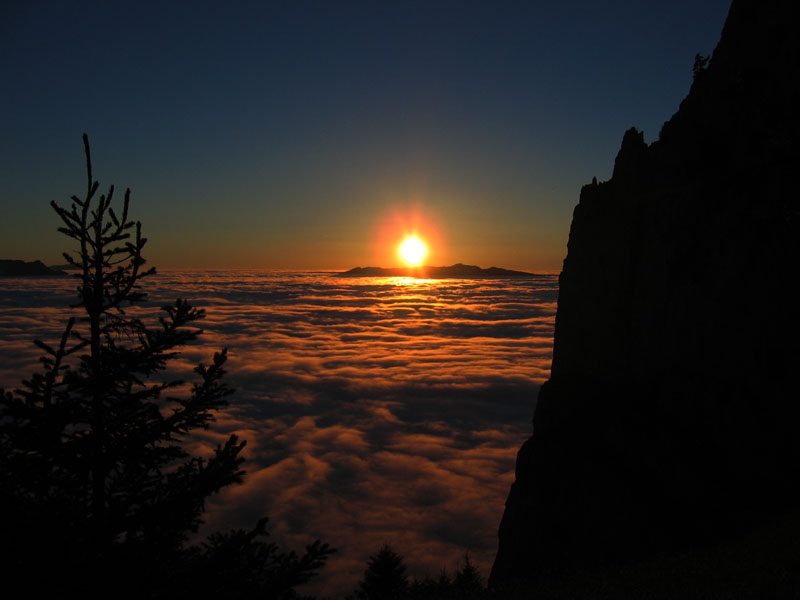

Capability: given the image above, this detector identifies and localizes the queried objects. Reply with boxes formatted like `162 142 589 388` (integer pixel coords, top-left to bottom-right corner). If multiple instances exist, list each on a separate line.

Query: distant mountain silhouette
46 262 81 271
492 0 800 591
0 259 65 276
338 263 536 278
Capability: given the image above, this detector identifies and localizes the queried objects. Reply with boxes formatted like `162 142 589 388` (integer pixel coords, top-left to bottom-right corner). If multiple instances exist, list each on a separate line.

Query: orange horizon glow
399 236 427 266
373 204 444 268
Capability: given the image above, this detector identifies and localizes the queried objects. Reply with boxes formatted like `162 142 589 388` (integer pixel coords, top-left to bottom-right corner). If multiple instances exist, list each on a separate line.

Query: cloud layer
0 271 557 595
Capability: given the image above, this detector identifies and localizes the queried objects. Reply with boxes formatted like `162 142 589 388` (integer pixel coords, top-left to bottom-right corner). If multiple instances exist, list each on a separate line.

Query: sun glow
399 237 426 266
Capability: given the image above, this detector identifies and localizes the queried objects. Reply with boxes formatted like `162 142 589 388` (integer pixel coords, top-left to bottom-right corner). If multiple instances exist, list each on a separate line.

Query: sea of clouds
0 270 557 595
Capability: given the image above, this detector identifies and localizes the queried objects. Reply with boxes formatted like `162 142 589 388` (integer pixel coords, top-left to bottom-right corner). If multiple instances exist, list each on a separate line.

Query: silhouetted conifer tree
357 544 409 600
408 569 453 600
453 551 483 598
0 134 332 598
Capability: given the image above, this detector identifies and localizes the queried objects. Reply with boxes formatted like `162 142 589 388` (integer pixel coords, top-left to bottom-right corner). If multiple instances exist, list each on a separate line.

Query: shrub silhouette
0 134 332 598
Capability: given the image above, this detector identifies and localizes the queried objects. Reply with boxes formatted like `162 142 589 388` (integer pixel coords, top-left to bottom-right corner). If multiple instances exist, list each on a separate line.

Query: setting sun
399 236 426 266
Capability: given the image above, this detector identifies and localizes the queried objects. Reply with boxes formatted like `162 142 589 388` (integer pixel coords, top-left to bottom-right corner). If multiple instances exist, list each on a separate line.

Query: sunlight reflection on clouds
0 271 557 595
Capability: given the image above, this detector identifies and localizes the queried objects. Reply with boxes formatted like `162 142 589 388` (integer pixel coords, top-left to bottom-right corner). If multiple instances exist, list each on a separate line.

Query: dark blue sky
1 0 732 269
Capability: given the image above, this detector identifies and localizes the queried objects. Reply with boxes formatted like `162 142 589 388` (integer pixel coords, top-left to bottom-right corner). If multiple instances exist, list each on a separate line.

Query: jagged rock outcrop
491 0 800 588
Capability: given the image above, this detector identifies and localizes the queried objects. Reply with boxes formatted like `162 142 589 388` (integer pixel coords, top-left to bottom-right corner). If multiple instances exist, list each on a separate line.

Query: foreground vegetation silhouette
0 135 332 598
350 545 485 600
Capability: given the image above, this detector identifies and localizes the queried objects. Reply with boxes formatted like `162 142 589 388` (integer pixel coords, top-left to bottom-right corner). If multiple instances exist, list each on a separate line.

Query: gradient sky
1 0 731 270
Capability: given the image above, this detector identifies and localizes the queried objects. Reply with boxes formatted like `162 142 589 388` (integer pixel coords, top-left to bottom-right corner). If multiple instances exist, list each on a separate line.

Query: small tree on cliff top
0 135 332 597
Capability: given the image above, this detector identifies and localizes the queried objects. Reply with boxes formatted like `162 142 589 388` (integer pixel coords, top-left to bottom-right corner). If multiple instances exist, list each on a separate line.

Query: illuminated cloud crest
0 271 557 595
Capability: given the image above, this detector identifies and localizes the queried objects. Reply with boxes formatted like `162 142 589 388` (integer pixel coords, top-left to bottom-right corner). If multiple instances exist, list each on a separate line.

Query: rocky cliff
491 0 800 588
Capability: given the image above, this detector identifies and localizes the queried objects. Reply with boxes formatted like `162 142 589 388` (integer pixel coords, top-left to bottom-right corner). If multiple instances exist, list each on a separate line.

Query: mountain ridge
337 263 538 278
0 259 66 277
